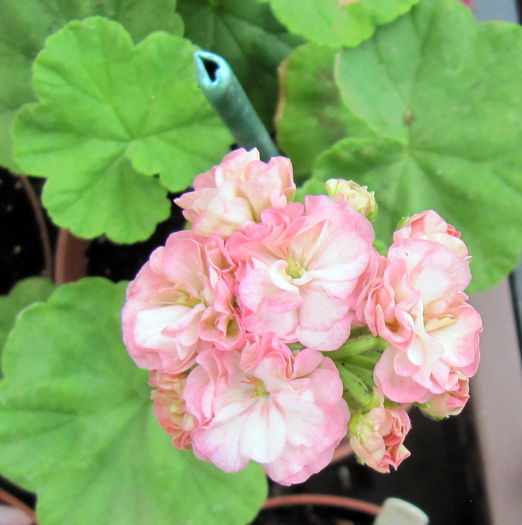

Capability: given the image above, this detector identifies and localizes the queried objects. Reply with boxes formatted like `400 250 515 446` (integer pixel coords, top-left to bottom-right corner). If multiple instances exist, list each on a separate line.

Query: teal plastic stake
194 50 279 161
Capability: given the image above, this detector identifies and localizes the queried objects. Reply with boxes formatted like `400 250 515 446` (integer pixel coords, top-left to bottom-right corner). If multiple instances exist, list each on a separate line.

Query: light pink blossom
349 396 411 474
228 195 374 350
362 239 472 350
122 231 243 374
393 210 468 260
358 238 481 402
150 371 195 449
184 335 349 485
174 148 296 238
420 372 470 419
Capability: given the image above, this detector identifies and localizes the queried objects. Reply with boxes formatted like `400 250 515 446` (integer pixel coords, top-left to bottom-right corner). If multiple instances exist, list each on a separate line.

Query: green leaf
267 0 419 48
314 134 522 293
276 43 372 181
0 277 54 374
0 0 183 172
311 0 522 292
13 17 232 243
177 0 302 126
0 278 267 525
41 159 171 243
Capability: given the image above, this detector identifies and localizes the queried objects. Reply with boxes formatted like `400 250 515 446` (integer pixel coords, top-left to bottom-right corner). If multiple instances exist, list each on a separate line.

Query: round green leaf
267 0 419 48
276 43 372 181
0 0 183 171
0 278 267 525
177 0 302 127
0 277 54 374
13 17 232 242
319 0 522 292
41 158 171 243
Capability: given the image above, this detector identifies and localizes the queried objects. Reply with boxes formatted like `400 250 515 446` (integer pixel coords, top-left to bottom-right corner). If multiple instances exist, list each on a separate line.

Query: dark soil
0 169 55 293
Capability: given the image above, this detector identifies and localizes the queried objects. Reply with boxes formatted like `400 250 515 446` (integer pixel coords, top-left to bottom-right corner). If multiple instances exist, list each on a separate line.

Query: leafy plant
0 279 267 524
13 16 231 242
279 0 522 292
0 0 521 523
0 0 183 171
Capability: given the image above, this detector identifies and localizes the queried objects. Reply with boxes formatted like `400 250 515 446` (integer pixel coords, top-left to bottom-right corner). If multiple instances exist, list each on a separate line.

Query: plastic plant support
194 50 279 161
372 498 429 525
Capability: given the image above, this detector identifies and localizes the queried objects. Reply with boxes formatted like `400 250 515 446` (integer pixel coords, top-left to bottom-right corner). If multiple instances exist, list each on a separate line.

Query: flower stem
337 365 373 409
328 334 387 361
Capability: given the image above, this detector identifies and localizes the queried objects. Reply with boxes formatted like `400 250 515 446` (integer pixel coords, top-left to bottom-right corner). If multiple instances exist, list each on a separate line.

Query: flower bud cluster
122 148 482 483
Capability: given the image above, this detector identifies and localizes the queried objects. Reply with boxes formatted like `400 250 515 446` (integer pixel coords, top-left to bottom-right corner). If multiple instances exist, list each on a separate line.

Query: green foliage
13 17 232 243
0 278 268 525
276 43 372 181
177 0 302 126
0 0 183 171
301 0 522 292
0 277 54 374
267 0 419 47
4 1 521 522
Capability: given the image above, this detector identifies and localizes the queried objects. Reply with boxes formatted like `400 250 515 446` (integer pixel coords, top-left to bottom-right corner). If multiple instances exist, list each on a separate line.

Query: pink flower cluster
122 148 482 483
356 211 482 407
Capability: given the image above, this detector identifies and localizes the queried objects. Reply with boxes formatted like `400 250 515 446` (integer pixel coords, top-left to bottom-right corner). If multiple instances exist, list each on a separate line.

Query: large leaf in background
276 43 373 182
0 0 183 172
177 0 301 126
0 278 267 525
13 17 232 243
267 0 419 47
310 0 522 292
0 277 54 375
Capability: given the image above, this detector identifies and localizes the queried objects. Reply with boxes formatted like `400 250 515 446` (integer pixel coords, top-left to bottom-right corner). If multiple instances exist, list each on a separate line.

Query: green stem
344 352 382 370
337 365 373 409
194 50 279 161
328 334 387 361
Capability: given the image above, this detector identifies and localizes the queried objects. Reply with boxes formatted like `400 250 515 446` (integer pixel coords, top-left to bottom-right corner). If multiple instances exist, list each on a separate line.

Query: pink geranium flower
362 238 472 349
174 148 296 238
360 237 481 402
122 231 243 374
393 210 468 260
183 335 349 485
228 195 374 350
150 371 195 449
349 395 411 474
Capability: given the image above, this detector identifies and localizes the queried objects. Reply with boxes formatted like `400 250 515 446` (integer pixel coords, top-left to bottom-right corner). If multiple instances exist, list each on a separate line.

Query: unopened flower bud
150 371 195 450
348 391 411 473
325 179 378 220
419 373 470 420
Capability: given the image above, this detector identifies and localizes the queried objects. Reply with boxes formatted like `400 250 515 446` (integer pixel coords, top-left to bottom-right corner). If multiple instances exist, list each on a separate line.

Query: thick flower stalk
122 148 482 482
